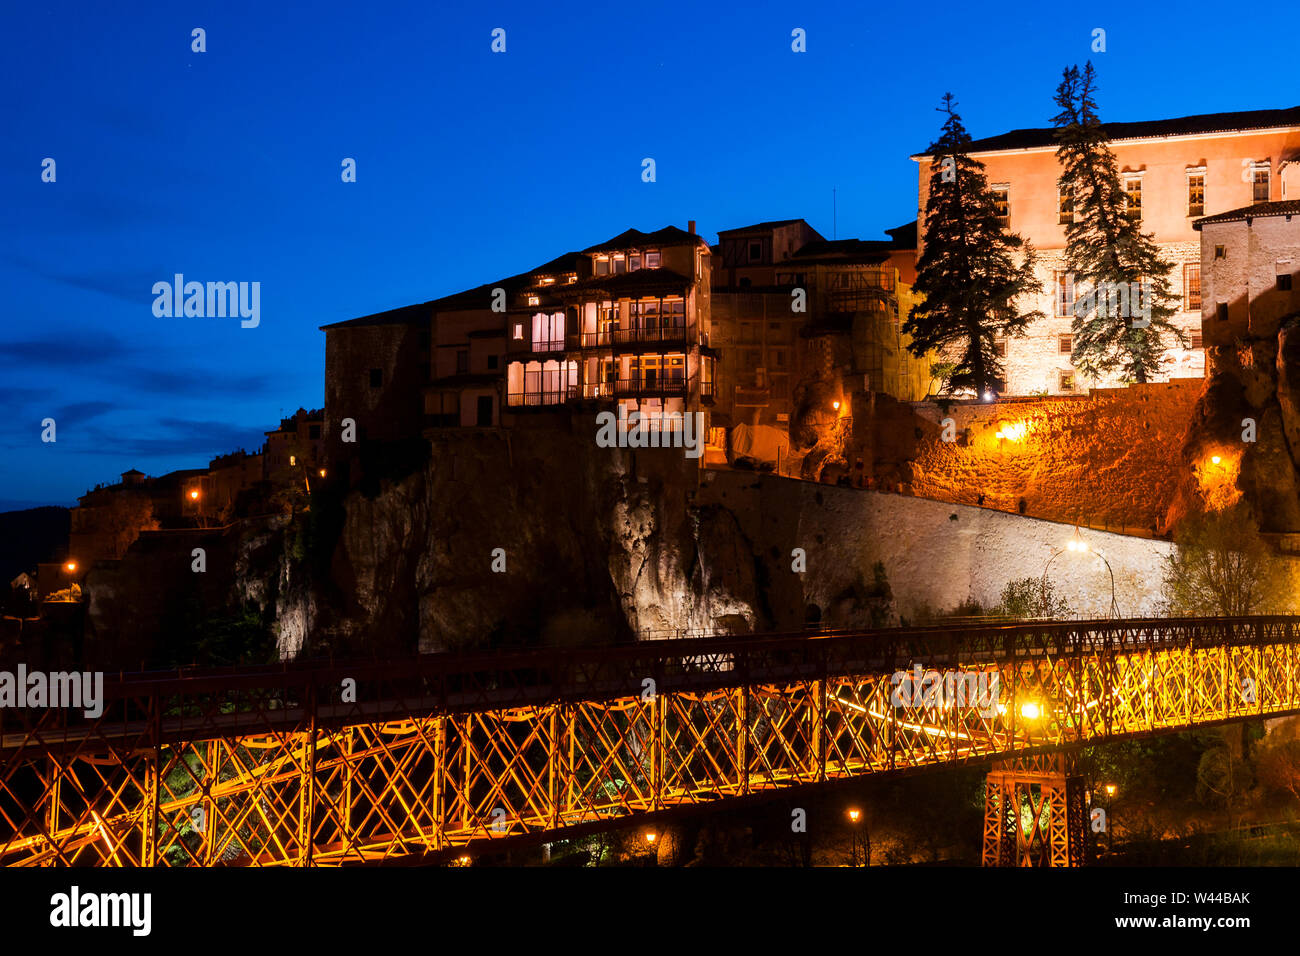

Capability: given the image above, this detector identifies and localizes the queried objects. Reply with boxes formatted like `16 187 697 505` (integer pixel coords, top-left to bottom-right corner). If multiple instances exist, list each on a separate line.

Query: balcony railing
569 322 693 348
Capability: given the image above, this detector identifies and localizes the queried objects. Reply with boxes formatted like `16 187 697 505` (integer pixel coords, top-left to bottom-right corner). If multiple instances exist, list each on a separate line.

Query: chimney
688 220 696 235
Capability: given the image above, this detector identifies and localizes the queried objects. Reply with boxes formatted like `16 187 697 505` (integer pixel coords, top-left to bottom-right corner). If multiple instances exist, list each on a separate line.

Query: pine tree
1053 63 1184 383
905 94 1043 399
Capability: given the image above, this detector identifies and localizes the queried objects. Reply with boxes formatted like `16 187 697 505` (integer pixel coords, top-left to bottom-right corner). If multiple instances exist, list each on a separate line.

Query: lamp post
1040 529 1119 619
847 808 869 867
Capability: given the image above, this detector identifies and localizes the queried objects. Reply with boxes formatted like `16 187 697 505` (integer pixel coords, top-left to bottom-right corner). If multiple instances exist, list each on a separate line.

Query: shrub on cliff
1161 505 1290 616
996 577 1072 619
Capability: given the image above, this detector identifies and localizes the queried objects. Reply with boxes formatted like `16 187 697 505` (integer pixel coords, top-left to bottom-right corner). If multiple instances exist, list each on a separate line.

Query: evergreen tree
905 94 1043 399
1053 63 1184 383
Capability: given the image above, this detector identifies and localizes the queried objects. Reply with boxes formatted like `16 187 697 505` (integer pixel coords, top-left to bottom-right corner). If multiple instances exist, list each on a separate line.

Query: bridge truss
3 617 1299 866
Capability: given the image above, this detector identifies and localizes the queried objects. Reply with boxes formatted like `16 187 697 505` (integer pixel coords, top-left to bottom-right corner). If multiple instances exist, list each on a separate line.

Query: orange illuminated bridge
3 616 1300 867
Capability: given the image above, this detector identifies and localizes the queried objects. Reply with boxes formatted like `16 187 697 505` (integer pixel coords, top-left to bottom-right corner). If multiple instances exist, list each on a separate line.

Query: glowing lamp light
832 400 841 411
848 809 861 823
983 391 993 401
1211 455 1221 465
1019 701 1042 721
65 561 77 573
1104 784 1117 797
189 490 200 500
319 469 327 478
644 831 657 844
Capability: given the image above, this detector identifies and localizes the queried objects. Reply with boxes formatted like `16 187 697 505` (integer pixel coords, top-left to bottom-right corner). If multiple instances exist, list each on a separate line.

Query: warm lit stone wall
896 380 1201 534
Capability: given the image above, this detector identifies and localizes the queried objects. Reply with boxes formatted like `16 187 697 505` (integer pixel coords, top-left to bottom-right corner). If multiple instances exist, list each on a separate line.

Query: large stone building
913 105 1300 396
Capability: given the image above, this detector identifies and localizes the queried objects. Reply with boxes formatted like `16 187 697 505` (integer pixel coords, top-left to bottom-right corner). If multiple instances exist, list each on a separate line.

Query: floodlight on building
1211 455 1221 465
832 400 841 411
1019 701 1042 720
645 831 657 844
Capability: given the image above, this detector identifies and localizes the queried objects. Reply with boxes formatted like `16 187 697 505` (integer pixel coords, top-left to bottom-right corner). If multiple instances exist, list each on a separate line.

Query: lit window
1059 371 1076 392
531 312 565 352
1055 272 1075 317
595 257 610 276
1187 171 1205 217
991 185 1009 227
1123 176 1143 220
1184 263 1202 311
1058 187 1074 225
513 322 524 339
289 455 296 466
1190 332 1203 349
645 250 661 268
612 255 626 275
527 295 540 306
1252 162 1270 204
629 254 641 271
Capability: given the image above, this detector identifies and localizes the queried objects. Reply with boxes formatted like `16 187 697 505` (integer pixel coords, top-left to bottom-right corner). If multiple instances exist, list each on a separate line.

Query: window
1215 245 1227 260
1252 162 1270 204
770 348 787 369
739 322 759 344
456 350 469 373
1184 263 1202 311
612 255 626 275
595 257 610 275
994 337 1007 358
1059 371 1076 392
991 185 1009 227
629 254 641 271
289 455 296 467
1058 186 1074 225
1058 334 1073 355
531 311 565 352
487 354 499 370
1123 176 1143 220
369 368 383 388
1055 272 1075 318
1281 274 1294 292
1190 332 1203 349
1216 302 1229 322
1187 172 1205 217
513 322 524 340
748 241 763 262
527 295 540 306
309 424 321 440
645 250 661 269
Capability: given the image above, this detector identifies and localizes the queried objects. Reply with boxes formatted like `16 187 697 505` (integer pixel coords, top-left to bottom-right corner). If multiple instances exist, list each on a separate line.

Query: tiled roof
885 220 918 249
582 226 707 254
716 219 811 235
790 238 893 264
320 301 432 330
914 105 1300 157
1193 199 1300 229
548 267 693 295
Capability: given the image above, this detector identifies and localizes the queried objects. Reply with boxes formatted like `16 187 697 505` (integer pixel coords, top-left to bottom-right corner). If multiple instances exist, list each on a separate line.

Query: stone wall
862 380 1200 534
695 470 1175 623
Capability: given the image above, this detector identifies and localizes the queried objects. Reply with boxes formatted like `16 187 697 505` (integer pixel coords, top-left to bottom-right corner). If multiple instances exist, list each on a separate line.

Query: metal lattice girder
3 617 1300 865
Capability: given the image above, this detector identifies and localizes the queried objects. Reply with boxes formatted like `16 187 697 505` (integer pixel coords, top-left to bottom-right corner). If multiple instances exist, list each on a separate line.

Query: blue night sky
1 1 1292 510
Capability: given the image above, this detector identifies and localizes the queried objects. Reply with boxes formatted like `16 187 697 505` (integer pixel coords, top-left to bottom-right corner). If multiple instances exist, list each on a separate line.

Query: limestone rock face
1177 314 1300 532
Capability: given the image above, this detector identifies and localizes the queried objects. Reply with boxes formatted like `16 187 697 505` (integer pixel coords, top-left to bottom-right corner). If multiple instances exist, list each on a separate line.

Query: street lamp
64 561 77 574
1041 529 1119 619
847 808 869 867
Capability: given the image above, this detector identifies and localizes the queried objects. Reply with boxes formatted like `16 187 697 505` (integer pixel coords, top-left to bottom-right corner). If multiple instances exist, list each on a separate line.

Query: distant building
263 408 324 479
913 105 1300 395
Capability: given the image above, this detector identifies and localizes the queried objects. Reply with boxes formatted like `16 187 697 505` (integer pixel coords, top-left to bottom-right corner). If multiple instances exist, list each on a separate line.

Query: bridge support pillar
981 755 1088 867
